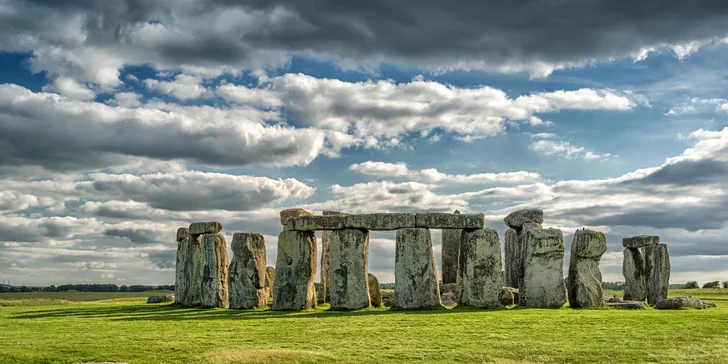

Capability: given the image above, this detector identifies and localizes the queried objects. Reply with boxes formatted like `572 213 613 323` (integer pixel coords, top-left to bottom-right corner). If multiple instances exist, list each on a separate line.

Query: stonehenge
567 229 607 308
171 208 672 313
228 233 268 309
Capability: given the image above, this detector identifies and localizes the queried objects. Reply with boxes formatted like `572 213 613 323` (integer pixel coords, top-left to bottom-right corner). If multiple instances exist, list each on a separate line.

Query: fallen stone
607 297 623 303
441 292 457 307
607 300 648 309
504 209 544 229
200 234 229 308
622 248 646 301
440 210 462 284
345 213 416 230
644 243 670 306
503 228 521 288
655 296 715 309
174 227 190 305
520 228 567 308
265 266 275 298
368 273 382 307
189 221 223 235
622 235 659 249
499 287 516 306
381 290 394 307
228 233 268 309
147 295 174 304
415 212 484 229
279 208 312 226
329 228 371 310
180 234 203 307
439 283 458 297
272 230 317 310
394 228 441 309
567 229 607 308
458 228 502 308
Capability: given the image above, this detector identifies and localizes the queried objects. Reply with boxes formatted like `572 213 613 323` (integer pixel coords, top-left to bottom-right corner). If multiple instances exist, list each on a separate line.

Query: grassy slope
0 289 726 364
0 290 174 303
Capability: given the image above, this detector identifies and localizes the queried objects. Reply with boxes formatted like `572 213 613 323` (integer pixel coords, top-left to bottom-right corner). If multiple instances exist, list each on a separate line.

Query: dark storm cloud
586 199 728 232
3 0 728 77
626 159 728 187
103 228 161 245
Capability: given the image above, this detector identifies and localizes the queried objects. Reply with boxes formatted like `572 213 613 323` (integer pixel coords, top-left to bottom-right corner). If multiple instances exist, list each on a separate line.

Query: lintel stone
285 212 483 231
189 221 223 235
622 235 659 249
415 213 484 229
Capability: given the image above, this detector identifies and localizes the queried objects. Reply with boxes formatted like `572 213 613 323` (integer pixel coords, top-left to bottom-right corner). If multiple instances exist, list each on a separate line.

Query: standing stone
329 228 371 310
458 228 503 308
504 228 520 288
520 228 567 308
228 233 268 309
181 234 203 307
394 228 441 309
200 234 229 308
622 248 646 301
265 266 275 298
272 230 317 311
441 210 462 285
499 287 516 306
318 211 347 304
567 229 607 308
368 273 382 307
174 227 189 305
644 243 670 306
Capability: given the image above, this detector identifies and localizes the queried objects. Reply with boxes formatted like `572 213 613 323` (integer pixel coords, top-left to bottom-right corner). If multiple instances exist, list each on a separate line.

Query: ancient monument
228 233 268 309
567 229 607 308
520 228 567 308
503 209 544 289
622 235 671 305
440 210 462 285
458 228 502 308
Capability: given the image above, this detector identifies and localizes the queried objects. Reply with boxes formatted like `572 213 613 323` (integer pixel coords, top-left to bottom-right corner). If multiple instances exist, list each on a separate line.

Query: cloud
349 161 541 184
530 140 611 161
41 77 96 101
0 84 326 171
144 74 212 100
3 1 728 82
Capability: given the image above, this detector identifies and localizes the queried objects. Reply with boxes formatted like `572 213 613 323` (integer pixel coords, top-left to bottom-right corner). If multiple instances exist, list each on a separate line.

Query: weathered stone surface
567 229 607 308
441 210 462 284
608 300 648 309
499 287 516 306
394 228 441 309
200 234 229 308
286 215 347 231
329 229 370 310
520 228 567 308
147 295 174 303
265 266 275 298
317 211 347 304
655 296 715 309
272 230 317 310
415 212 484 229
439 283 458 297
345 213 416 230
189 222 223 235
180 235 203 307
279 208 312 226
381 290 394 306
504 228 521 289
174 227 190 304
228 233 268 309
622 235 659 249
458 228 502 308
368 273 382 307
644 243 670 306
504 209 544 229
176 227 189 242
622 248 646 301
441 292 457 307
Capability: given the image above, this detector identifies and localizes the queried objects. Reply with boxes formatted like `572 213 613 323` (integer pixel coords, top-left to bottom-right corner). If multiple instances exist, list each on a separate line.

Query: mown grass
1 289 727 363
0 290 174 302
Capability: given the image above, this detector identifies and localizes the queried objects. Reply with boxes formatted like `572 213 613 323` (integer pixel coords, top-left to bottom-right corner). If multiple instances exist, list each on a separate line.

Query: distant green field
1 289 726 363
0 290 174 305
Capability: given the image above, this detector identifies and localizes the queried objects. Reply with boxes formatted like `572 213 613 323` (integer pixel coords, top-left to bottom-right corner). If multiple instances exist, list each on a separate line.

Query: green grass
1 289 727 363
0 290 173 304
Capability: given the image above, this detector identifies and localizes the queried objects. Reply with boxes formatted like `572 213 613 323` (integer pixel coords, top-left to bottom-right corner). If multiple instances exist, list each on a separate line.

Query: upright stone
200 234 229 308
318 211 347 304
504 228 520 288
520 228 567 308
272 230 317 310
644 243 670 306
441 210 462 285
228 233 268 309
174 227 190 305
458 228 502 308
329 228 370 310
567 229 607 308
622 248 646 301
265 266 275 298
181 234 203 307
368 273 382 307
394 228 441 309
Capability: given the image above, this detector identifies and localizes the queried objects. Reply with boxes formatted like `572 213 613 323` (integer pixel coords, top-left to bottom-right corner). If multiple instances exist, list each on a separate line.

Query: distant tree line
0 284 174 293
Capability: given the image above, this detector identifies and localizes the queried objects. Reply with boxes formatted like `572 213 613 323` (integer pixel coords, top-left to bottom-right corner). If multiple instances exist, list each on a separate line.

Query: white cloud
41 77 96 101
530 140 611 161
349 161 541 184
145 74 211 100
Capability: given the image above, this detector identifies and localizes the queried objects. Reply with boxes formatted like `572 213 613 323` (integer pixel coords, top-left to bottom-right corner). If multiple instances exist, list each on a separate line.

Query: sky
1 0 728 286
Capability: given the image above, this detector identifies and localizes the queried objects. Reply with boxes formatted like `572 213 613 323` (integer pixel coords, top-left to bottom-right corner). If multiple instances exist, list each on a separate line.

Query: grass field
0 290 174 305
1 289 727 363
